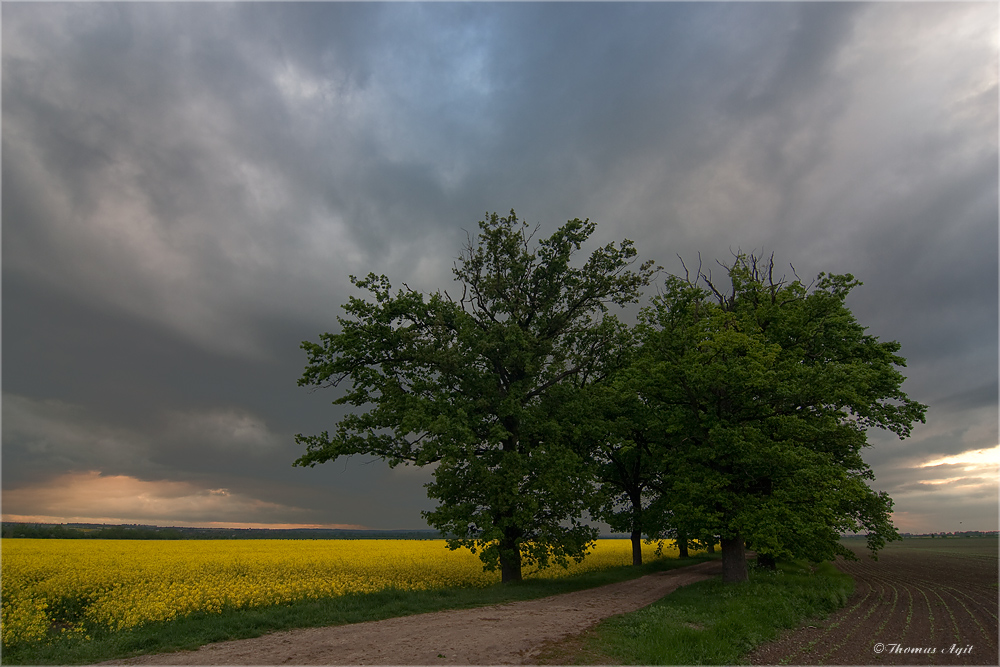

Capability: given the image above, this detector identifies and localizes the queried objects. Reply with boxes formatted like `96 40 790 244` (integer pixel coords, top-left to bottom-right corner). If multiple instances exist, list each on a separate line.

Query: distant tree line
295 211 927 583
0 523 444 540
1 524 185 540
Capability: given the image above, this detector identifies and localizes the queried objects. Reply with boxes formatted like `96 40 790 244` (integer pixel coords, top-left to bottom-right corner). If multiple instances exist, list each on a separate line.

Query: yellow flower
1 537 692 647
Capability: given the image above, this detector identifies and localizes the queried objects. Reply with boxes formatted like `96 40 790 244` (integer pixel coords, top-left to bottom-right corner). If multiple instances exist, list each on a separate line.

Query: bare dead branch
677 254 692 284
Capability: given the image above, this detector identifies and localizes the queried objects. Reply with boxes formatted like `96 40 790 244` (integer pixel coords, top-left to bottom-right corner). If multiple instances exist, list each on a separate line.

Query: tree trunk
498 429 523 583
499 527 522 582
756 552 777 571
628 488 644 566
500 552 522 582
677 531 689 558
721 534 748 583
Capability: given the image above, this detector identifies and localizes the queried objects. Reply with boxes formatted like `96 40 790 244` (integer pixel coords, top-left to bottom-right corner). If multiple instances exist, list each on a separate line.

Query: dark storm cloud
2 274 436 528
463 3 864 231
3 2 996 531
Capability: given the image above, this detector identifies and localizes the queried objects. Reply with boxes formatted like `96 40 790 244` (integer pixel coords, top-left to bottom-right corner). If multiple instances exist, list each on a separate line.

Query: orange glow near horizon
0 514 370 530
0 471 370 531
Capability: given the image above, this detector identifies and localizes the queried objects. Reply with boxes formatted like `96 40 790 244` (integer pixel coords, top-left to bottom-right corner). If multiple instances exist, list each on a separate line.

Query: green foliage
295 211 657 580
635 253 927 567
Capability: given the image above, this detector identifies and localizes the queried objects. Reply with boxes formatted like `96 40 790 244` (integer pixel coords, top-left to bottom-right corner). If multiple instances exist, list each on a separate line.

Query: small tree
295 211 656 581
585 363 664 566
638 253 926 582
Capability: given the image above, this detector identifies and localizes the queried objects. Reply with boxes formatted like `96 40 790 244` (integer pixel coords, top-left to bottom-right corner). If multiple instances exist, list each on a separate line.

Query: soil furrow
747 540 998 666
95 540 998 666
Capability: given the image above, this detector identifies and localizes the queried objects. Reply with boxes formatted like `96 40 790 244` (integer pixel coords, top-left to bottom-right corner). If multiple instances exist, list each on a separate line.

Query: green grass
2 554 718 665
551 560 854 665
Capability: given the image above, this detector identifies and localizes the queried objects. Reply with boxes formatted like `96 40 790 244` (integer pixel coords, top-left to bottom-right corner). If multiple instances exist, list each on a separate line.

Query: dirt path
746 540 998 665
106 559 722 665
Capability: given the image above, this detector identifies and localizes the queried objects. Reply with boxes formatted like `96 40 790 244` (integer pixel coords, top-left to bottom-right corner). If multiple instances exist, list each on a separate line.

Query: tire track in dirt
103 560 723 665
747 540 998 665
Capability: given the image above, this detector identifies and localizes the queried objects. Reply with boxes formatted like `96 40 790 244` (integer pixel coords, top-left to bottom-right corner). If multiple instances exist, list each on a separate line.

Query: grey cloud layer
3 2 996 530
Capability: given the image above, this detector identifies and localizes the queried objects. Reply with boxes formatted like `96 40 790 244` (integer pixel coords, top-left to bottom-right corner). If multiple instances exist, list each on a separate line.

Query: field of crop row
746 538 999 665
1 538 682 649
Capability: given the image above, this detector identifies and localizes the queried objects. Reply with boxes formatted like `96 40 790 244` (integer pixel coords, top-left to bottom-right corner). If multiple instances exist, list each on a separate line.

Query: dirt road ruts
105 559 722 665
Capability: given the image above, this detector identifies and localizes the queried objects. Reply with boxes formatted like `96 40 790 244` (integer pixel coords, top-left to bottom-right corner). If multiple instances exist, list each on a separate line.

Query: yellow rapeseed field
1 538 684 646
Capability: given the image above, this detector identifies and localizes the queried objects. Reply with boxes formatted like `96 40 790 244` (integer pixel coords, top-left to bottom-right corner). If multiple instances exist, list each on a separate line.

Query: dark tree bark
500 554 522 582
630 527 643 566
628 485 644 566
677 531 689 558
721 534 748 583
499 529 523 582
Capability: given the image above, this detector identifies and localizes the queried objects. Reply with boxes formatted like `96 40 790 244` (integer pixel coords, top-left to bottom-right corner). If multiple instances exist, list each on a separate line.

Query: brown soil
746 539 999 665
103 559 722 665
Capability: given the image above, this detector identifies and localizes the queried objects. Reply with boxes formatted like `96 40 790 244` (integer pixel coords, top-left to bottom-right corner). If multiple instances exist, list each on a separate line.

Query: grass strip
543 560 854 665
2 554 718 665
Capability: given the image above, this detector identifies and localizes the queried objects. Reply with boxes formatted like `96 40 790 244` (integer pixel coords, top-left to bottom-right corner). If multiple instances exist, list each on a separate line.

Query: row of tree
294 211 926 583
0 524 187 540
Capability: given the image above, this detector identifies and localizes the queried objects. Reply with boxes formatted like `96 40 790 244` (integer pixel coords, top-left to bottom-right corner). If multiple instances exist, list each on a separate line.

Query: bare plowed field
748 538 998 665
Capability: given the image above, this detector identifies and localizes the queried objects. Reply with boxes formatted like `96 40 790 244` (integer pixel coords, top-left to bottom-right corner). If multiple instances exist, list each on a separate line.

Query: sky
3 1 997 535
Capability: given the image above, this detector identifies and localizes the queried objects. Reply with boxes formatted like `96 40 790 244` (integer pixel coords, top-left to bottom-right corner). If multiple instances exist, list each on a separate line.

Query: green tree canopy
294 211 657 581
636 253 927 582
583 359 666 566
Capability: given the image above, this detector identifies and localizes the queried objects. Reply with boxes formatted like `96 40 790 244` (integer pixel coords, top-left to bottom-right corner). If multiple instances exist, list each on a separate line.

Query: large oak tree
636 254 927 583
294 211 656 581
